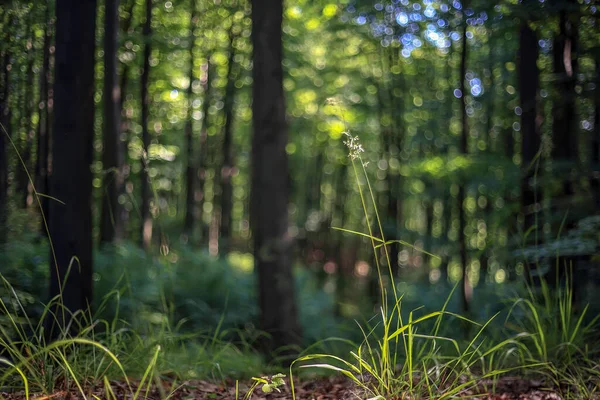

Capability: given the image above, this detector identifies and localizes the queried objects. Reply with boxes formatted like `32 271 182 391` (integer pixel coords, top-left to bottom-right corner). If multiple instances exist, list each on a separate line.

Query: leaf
261 384 273 393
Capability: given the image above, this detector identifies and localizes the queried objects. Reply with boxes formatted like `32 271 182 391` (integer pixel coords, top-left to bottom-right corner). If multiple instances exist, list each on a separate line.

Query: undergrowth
286 105 600 400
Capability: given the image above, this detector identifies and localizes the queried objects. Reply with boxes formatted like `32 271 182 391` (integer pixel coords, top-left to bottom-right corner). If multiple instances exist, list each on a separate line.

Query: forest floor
0 376 576 399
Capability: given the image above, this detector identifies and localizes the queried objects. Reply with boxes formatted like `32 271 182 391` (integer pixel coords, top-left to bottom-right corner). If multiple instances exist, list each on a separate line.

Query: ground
1 377 580 399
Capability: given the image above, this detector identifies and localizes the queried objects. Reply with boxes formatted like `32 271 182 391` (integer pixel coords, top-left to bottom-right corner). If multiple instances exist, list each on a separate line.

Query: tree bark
100 0 124 244
251 0 302 360
140 0 153 250
47 0 97 338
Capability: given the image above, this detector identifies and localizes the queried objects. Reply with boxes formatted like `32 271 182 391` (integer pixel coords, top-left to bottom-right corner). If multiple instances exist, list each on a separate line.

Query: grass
1 112 599 400
0 271 269 399
286 109 600 399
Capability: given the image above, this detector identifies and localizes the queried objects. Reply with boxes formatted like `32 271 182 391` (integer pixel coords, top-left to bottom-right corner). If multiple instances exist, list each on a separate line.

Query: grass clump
507 270 600 398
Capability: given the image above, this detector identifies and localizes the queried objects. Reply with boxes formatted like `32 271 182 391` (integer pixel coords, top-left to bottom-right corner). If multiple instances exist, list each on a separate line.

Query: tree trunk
16 14 36 208
183 0 198 236
592 57 600 208
551 3 578 226
116 0 137 237
47 0 97 338
0 13 12 245
219 25 239 255
518 21 541 251
196 58 211 242
100 0 124 244
35 1 52 236
140 0 153 250
549 1 580 303
458 15 471 315
251 0 302 360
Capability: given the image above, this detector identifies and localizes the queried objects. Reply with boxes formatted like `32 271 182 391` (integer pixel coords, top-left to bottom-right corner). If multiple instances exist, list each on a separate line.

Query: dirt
0 376 592 399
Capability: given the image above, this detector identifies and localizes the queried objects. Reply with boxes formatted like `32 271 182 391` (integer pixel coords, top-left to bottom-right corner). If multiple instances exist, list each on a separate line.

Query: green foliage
0 271 267 397
506 274 600 398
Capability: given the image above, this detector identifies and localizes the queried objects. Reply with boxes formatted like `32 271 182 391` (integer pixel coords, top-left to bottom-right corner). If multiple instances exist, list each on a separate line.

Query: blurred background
0 0 599 354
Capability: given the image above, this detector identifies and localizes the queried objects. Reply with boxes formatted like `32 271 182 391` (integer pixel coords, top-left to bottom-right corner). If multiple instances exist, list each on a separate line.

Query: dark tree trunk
100 0 124 244
458 15 471 315
382 52 404 279
35 1 52 236
47 0 97 338
140 0 153 250
0 13 11 245
439 193 452 285
593 57 600 208
251 0 302 360
551 3 578 226
424 199 434 272
219 25 239 255
518 21 541 248
549 1 580 303
333 162 350 317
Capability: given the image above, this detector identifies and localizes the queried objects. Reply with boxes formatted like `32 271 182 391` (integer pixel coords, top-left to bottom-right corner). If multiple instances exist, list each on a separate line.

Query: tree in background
458 1 470 314
34 0 53 236
47 0 97 336
100 0 124 244
183 0 198 237
518 13 541 265
140 0 153 250
251 0 302 359
0 12 11 245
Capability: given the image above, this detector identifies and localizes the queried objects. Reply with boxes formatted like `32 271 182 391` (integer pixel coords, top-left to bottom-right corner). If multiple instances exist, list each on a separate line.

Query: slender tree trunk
35 1 52 235
333 162 349 316
100 0 123 244
47 0 97 338
479 27 496 281
458 15 471 315
251 0 302 360
219 25 239 255
183 0 198 236
383 50 404 279
196 59 211 242
116 0 137 237
424 198 434 272
16 14 36 208
140 0 153 250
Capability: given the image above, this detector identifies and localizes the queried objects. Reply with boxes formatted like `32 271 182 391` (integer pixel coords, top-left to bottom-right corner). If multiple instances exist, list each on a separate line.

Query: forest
0 0 599 398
